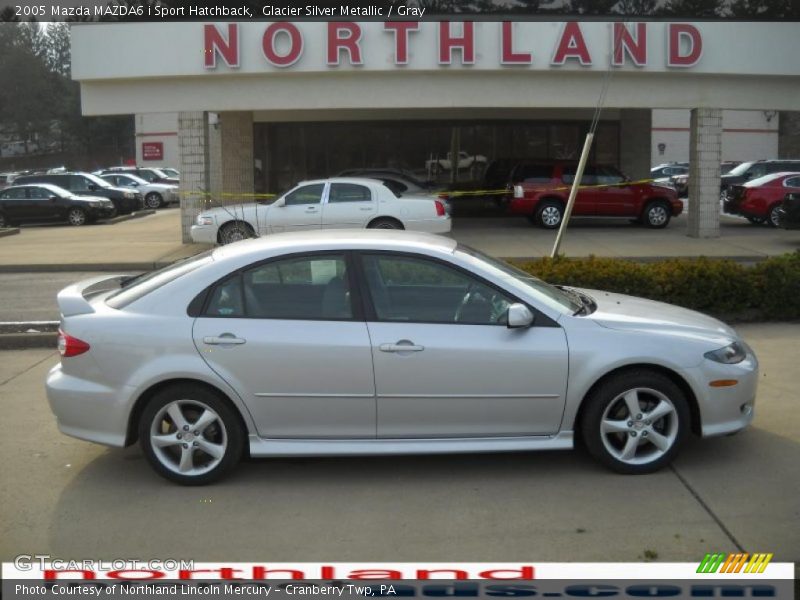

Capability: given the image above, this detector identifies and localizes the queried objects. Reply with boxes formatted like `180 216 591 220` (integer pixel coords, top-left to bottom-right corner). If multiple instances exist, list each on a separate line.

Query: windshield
726 162 754 177
84 173 112 188
455 244 582 314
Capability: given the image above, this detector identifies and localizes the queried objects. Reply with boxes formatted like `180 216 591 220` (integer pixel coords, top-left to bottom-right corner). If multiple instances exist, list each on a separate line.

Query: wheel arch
125 378 250 451
216 219 255 244
367 215 404 229
573 363 702 441
537 195 566 209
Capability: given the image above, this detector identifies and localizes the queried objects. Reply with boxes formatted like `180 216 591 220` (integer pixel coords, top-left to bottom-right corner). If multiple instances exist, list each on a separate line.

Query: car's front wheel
139 384 244 485
0 212 9 228
67 207 88 226
218 221 255 245
144 192 163 209
581 370 690 474
643 201 671 228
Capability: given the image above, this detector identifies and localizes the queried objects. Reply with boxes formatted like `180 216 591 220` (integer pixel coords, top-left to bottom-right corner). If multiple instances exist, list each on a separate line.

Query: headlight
196 215 214 226
704 342 746 364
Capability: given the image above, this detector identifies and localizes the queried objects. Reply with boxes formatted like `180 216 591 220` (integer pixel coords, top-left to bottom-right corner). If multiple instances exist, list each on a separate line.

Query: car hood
578 288 737 341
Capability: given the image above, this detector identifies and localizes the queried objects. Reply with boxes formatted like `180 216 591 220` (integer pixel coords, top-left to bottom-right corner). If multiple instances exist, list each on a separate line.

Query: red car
723 172 800 227
507 163 682 229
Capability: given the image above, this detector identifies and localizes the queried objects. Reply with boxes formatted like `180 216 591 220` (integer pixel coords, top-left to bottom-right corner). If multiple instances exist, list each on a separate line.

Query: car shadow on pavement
43 427 798 561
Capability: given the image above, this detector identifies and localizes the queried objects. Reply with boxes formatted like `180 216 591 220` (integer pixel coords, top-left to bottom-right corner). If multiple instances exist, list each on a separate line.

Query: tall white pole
551 132 594 259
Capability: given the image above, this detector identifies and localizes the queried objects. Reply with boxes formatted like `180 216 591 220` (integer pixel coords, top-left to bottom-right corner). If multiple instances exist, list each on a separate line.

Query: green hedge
511 251 800 322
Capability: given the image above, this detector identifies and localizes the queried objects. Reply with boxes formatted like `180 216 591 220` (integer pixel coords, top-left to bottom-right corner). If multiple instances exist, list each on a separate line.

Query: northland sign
203 22 703 69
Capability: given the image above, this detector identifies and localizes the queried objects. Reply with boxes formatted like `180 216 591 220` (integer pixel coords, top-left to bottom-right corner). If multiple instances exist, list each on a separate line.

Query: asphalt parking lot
1 323 797 564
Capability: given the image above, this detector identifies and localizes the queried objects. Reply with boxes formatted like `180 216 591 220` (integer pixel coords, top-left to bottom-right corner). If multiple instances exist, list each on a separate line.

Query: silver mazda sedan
46 231 758 484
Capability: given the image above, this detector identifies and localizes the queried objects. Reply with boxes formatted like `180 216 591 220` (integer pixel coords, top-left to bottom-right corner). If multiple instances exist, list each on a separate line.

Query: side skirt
248 432 574 457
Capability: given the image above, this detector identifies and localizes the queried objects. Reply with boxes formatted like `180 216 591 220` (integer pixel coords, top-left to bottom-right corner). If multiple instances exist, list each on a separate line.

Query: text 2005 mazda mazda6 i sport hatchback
46 231 758 485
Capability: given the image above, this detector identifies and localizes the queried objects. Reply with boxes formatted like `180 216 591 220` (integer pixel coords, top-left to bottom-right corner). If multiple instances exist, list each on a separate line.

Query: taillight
434 200 446 216
58 329 90 357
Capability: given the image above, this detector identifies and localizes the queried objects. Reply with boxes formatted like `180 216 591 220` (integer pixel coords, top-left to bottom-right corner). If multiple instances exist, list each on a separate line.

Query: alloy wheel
599 387 679 466
67 208 86 226
149 399 228 476
145 193 162 209
768 205 781 227
540 206 562 227
648 205 668 227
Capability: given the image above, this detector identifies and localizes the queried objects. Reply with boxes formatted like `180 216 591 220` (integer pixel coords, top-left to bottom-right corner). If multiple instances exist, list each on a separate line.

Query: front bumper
88 206 117 219
190 223 218 244
777 207 800 229
686 351 759 437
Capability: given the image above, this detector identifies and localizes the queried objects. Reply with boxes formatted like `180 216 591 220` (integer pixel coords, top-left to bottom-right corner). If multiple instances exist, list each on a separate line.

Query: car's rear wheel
767 204 781 228
0 212 8 228
219 221 255 245
67 207 87 226
535 200 564 229
643 200 671 228
144 192 163 209
368 217 404 230
139 384 244 485
581 370 689 474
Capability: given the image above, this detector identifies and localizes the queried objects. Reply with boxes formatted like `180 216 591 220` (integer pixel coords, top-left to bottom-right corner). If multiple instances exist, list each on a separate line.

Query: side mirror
507 303 534 328
50 195 58 201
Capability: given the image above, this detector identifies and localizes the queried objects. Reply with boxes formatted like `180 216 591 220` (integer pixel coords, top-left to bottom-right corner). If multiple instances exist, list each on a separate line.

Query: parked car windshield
84 173 113 188
455 244 582 314
727 162 755 177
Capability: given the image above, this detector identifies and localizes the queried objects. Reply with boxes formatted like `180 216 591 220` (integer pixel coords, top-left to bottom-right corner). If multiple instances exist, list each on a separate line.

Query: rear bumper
45 363 130 447
404 216 452 234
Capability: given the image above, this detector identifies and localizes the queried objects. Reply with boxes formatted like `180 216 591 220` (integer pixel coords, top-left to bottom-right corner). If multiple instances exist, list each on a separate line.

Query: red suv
506 163 682 229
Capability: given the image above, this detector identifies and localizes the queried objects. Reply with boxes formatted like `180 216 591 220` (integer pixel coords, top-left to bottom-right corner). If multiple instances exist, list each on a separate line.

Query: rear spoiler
57 274 130 317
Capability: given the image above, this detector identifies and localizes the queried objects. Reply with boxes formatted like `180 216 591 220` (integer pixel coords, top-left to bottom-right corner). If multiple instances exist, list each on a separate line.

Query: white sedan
191 177 451 245
100 172 179 209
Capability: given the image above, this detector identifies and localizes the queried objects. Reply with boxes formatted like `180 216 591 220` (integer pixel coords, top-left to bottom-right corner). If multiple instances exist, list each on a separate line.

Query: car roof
213 230 457 263
298 177 386 186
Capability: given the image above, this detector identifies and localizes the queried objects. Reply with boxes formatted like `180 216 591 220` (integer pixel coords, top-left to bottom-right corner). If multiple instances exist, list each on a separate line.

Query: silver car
46 231 758 485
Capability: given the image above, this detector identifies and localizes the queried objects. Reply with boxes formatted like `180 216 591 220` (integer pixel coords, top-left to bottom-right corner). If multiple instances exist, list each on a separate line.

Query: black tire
0 212 8 228
218 221 256 245
767 204 781 228
138 383 244 485
144 192 164 209
67 207 88 226
367 217 405 230
535 200 564 229
746 216 766 225
643 200 671 229
580 369 690 475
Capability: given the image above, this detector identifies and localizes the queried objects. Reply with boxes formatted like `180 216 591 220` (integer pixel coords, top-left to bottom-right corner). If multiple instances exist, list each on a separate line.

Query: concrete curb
0 227 20 238
0 332 57 350
105 209 156 225
0 262 171 273
0 255 772 273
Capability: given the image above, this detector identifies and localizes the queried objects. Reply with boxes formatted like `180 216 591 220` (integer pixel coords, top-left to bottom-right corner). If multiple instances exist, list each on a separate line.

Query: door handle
203 334 246 345
379 341 424 353
306 206 318 212
359 207 372 211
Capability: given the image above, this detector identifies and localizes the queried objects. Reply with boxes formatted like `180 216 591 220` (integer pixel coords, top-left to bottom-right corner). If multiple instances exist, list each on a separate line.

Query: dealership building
70 20 800 241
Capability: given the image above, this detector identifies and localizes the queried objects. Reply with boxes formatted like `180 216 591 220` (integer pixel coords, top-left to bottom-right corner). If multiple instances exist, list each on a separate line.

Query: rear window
106 251 214 309
513 164 552 183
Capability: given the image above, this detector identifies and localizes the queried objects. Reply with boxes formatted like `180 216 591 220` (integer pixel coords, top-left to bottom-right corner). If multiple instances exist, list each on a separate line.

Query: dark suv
13 172 141 215
506 162 682 229
721 160 800 199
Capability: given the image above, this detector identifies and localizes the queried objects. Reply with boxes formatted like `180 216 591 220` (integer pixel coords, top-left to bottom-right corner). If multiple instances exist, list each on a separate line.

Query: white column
178 111 210 243
687 108 723 239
